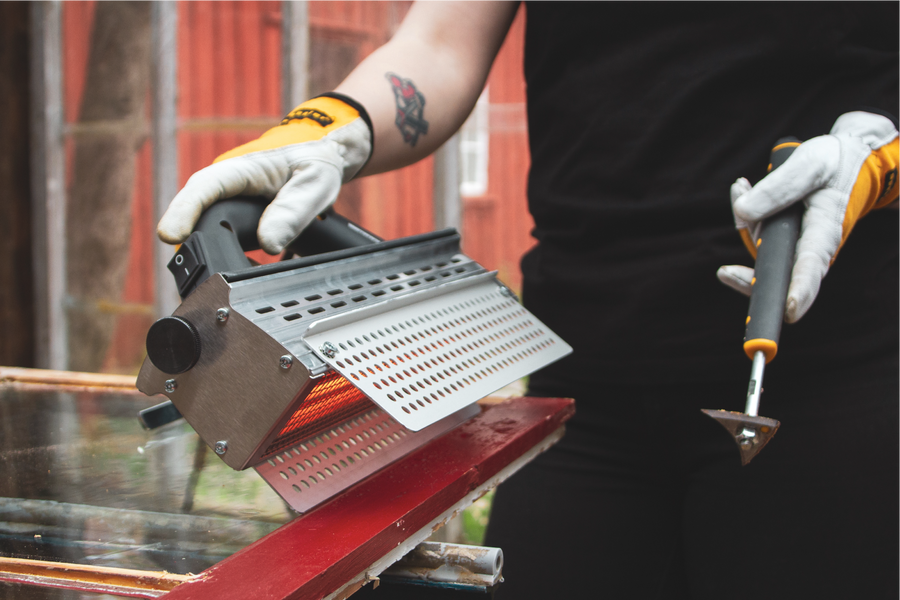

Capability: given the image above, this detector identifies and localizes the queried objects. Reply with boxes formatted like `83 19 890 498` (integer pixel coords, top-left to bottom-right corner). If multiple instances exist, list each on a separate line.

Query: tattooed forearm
386 72 429 147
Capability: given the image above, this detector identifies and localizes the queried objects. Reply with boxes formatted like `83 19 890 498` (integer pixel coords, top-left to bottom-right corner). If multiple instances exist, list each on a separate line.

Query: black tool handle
743 137 803 362
167 197 382 298
193 196 268 269
286 209 383 257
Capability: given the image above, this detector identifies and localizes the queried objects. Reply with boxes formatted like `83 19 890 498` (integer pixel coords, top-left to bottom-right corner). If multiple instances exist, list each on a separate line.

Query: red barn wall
60 1 531 374
461 7 532 291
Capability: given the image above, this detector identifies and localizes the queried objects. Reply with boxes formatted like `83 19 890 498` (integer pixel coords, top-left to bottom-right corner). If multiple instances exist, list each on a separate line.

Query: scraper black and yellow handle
743 138 803 362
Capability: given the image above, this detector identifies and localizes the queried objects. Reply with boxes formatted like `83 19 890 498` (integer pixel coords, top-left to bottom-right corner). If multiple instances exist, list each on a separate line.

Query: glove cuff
313 93 373 140
312 92 375 179
214 94 374 178
835 111 900 211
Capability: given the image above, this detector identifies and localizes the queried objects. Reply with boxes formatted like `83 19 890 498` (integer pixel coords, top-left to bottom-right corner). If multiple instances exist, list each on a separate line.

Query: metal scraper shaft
735 350 767 447
745 350 765 418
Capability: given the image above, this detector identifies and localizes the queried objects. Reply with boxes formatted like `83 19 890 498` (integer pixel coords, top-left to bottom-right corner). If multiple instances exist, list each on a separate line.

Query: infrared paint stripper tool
136 197 572 512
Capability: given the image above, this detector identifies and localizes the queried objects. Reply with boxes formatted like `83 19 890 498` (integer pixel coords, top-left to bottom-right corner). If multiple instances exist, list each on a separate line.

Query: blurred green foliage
462 490 494 545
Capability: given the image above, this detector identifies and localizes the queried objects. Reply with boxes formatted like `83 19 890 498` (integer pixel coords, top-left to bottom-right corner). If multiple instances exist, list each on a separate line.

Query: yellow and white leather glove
717 111 899 322
157 94 372 254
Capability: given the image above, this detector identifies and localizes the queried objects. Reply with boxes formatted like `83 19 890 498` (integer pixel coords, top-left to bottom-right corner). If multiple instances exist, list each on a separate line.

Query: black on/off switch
167 241 205 298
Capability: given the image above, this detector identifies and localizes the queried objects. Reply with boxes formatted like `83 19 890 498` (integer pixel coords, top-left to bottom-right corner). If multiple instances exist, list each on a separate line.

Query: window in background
460 89 489 197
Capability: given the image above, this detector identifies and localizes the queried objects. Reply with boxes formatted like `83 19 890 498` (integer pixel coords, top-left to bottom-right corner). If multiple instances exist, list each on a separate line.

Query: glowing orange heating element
263 371 372 457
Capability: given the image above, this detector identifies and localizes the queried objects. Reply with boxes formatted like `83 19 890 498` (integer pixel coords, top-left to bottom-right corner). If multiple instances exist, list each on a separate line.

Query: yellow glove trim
840 137 899 248
870 137 899 209
213 96 362 164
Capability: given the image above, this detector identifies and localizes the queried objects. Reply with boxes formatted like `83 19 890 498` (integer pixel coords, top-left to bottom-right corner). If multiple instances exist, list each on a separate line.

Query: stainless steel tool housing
137 229 571 471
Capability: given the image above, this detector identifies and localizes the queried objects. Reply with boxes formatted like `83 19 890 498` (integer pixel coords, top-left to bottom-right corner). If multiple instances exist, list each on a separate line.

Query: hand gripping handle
168 197 382 299
742 138 803 362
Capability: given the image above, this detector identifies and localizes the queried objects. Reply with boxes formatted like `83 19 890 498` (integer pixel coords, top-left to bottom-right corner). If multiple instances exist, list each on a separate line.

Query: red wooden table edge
160 396 575 600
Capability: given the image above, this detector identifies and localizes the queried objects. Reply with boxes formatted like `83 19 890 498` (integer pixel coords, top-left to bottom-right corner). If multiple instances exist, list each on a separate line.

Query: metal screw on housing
320 342 339 359
164 379 177 393
214 441 228 455
279 355 293 370
216 308 229 323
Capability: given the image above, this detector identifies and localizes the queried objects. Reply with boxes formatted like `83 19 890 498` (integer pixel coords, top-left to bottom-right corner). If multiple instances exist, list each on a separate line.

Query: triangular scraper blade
701 409 780 466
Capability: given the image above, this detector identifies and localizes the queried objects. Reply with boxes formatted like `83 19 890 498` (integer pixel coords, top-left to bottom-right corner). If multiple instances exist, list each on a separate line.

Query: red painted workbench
162 396 574 600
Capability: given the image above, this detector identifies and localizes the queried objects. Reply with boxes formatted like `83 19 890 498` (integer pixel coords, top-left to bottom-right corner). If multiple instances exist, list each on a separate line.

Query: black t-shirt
521 2 899 386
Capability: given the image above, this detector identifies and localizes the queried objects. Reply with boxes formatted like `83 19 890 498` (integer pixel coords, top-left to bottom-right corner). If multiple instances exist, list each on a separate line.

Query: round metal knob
146 316 202 375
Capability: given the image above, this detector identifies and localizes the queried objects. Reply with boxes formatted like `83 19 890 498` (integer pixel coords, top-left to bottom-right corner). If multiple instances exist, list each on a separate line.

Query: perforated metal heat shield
303 274 570 430
137 229 571 513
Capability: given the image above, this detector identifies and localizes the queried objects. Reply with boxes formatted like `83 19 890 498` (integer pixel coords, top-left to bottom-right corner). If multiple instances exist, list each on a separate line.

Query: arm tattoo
386 73 429 147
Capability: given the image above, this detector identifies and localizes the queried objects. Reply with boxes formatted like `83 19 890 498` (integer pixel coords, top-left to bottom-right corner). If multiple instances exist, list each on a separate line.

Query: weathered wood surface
0 366 137 392
0 556 197 599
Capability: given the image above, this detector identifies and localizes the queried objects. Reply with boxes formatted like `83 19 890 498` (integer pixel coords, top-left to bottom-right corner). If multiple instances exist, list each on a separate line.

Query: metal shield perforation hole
263 371 372 458
306 280 572 430
245 259 482 323
254 404 478 514
266 408 403 493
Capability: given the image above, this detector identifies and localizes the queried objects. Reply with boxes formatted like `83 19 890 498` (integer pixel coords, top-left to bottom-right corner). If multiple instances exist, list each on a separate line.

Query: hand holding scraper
703 139 801 465
708 112 899 465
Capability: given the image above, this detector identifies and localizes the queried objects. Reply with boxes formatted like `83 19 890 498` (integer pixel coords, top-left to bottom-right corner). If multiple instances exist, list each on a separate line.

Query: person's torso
521 2 899 385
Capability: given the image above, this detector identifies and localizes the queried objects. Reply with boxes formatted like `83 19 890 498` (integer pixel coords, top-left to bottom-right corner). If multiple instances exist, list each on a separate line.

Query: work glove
717 111 899 322
157 94 372 254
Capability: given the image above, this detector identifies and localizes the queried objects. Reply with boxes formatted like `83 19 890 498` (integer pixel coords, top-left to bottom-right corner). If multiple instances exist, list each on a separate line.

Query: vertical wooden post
65 2 152 373
152 1 180 318
282 0 309 114
29 1 67 370
0 3 35 368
